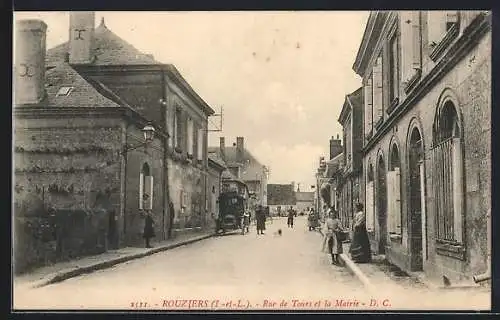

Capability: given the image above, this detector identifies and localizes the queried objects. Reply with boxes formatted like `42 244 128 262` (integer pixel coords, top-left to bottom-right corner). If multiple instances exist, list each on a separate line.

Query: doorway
409 128 424 271
377 155 387 254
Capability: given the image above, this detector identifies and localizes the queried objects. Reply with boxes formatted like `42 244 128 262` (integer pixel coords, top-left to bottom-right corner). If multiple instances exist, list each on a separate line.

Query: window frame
431 97 466 260
428 11 460 61
387 23 400 115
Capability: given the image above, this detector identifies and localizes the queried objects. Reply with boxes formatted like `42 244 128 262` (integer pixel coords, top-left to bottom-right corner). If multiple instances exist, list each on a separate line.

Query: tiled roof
267 184 296 205
45 62 120 108
208 154 227 170
295 192 314 202
46 20 160 67
207 146 265 181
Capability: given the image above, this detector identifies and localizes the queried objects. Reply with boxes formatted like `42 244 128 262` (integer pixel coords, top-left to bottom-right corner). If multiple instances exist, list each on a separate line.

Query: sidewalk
14 231 215 289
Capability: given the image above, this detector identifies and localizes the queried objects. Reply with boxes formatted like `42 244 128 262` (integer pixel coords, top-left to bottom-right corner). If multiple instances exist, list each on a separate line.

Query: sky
14 11 369 191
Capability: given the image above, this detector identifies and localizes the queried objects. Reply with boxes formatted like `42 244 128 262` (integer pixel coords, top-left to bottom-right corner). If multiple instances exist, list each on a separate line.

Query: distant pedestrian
287 206 295 228
349 203 372 263
256 205 266 235
143 209 155 248
168 201 175 239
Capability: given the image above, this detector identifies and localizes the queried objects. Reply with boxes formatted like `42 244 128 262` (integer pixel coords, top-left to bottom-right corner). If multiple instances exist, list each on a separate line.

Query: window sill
386 97 399 115
404 68 422 94
436 240 466 261
429 23 460 61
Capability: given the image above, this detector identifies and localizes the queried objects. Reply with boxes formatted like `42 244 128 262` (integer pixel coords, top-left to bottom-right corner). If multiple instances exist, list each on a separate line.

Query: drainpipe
473 208 491 283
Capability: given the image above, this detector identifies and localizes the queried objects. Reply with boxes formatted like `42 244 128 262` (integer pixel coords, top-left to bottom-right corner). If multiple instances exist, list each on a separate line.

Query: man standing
287 206 295 228
256 205 266 235
168 201 175 239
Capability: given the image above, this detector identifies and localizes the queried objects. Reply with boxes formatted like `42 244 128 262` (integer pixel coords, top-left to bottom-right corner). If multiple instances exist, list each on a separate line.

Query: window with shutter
366 181 375 231
197 128 203 161
372 55 384 128
387 168 402 235
400 11 422 92
139 172 144 210
193 123 198 161
145 176 154 210
175 108 182 150
388 30 400 108
187 118 194 157
364 75 373 140
428 11 460 61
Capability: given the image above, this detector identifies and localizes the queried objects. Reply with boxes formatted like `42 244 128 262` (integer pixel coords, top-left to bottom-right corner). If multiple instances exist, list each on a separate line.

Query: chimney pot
15 19 48 105
69 12 95 64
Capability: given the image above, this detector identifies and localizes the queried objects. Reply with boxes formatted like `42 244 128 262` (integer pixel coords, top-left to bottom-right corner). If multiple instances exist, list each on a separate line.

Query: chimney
236 137 244 162
330 135 342 160
219 137 225 161
15 19 47 105
69 12 95 64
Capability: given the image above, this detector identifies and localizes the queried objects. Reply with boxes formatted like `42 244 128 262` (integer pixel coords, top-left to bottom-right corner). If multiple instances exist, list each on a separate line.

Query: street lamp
121 123 156 155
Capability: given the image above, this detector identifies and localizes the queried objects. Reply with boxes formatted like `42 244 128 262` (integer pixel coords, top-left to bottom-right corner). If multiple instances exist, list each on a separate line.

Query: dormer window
56 86 74 97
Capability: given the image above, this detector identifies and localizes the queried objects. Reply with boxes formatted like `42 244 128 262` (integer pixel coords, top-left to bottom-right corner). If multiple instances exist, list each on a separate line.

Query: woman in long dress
322 208 343 265
349 203 372 263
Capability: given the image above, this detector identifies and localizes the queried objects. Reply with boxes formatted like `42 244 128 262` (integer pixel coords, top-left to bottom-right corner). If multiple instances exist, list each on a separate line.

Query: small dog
274 229 282 236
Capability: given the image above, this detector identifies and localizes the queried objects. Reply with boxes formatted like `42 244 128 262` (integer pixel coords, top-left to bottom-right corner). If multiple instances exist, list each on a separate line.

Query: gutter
473 209 491 283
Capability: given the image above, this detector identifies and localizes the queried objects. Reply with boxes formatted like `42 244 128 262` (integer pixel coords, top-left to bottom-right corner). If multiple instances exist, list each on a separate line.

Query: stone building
13 13 215 272
208 137 268 209
314 136 343 215
337 87 364 229
267 183 296 216
295 191 315 214
353 11 491 283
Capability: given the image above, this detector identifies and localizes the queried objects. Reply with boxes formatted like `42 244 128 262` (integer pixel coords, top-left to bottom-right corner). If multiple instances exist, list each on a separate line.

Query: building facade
337 88 364 229
13 13 215 272
208 137 268 209
353 11 491 282
207 156 226 230
267 183 296 216
295 191 314 214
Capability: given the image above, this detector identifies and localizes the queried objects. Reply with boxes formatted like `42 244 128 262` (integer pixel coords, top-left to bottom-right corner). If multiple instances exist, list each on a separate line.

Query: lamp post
121 123 156 155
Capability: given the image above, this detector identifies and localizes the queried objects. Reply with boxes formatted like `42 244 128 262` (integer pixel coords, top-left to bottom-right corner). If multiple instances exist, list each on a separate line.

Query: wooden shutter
197 128 203 160
364 76 373 138
386 171 395 233
372 56 383 126
139 172 144 210
400 11 413 84
427 11 447 47
419 162 427 258
452 137 463 243
411 11 422 70
145 175 153 210
366 181 374 231
393 167 401 234
187 118 194 155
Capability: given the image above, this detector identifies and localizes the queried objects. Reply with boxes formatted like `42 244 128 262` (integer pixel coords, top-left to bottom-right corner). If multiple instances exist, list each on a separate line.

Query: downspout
473 208 491 283
161 70 170 240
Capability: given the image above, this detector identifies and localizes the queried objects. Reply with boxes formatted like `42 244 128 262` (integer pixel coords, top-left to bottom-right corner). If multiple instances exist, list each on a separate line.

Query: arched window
432 99 463 244
366 162 375 232
388 142 402 239
139 162 153 210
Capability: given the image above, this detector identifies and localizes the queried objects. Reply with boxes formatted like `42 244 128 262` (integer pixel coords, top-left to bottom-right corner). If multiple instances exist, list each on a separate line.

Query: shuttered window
400 11 422 88
144 176 154 210
187 118 194 156
387 167 402 235
175 108 182 149
427 11 459 53
372 55 384 127
366 181 375 231
364 74 373 139
197 128 203 161
388 30 399 104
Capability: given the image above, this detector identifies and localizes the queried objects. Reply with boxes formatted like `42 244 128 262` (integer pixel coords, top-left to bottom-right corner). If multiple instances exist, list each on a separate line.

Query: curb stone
338 253 376 293
30 233 215 289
